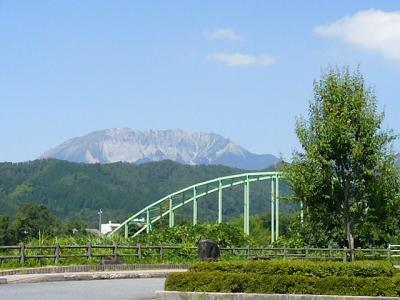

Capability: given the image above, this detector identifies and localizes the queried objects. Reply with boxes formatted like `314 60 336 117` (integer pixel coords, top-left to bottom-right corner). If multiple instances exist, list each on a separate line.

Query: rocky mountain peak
40 128 278 170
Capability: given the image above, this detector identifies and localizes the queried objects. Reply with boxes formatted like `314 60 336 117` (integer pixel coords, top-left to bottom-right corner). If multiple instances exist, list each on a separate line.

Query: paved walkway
0 269 186 284
1 278 165 300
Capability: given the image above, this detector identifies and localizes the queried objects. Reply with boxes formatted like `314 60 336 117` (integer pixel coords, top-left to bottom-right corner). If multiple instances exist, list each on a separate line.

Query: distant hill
0 159 293 226
40 128 279 170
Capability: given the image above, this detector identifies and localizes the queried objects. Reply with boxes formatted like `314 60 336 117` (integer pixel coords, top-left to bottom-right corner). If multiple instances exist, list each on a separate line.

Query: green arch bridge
109 171 292 243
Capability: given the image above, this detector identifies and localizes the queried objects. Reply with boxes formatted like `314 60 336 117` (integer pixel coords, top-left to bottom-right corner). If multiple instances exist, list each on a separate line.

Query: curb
0 263 189 276
0 278 7 284
3 269 186 284
155 291 400 300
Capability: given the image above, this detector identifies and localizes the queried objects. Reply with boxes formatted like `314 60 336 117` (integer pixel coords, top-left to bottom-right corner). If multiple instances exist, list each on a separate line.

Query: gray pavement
0 277 165 300
1 269 185 284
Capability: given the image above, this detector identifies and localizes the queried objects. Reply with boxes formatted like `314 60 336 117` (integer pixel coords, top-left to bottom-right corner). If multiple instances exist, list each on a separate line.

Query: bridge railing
0 244 398 267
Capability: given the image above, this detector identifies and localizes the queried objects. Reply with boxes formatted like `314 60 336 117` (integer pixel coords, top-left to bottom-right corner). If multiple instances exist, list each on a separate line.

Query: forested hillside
0 159 293 226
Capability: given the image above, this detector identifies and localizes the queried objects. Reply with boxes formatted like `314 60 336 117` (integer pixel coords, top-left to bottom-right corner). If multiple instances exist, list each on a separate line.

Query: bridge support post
169 198 174 228
218 180 223 223
275 175 280 239
247 177 250 234
243 181 247 234
125 223 129 239
271 177 275 243
146 209 151 233
193 187 197 225
243 176 250 235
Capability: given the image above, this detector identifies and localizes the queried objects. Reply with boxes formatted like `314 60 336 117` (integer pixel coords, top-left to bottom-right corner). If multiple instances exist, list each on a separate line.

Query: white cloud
207 52 276 67
315 9 400 61
204 28 243 41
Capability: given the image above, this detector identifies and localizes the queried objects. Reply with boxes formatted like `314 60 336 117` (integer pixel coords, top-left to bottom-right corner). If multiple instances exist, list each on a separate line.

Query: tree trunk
343 185 355 261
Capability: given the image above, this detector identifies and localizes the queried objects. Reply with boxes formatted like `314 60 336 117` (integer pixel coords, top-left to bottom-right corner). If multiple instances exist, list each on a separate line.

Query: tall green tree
283 68 399 260
12 203 59 241
0 214 15 245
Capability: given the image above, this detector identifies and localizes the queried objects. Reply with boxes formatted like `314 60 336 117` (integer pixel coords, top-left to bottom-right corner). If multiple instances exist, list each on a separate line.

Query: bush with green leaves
190 259 396 277
132 223 252 247
165 272 400 296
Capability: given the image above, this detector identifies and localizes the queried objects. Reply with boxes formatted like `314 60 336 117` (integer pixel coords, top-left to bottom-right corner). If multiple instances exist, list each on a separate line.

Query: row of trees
0 203 87 245
283 67 400 260
0 159 291 225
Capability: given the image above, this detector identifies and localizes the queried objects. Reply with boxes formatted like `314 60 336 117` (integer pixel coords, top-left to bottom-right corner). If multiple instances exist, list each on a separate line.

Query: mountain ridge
40 128 279 170
0 159 291 225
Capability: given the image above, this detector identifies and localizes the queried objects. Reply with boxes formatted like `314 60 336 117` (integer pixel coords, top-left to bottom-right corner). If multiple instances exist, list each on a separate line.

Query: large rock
197 239 220 261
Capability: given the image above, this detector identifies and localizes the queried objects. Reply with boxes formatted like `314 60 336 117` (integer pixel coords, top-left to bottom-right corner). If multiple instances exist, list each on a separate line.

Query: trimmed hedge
190 260 396 278
165 271 400 296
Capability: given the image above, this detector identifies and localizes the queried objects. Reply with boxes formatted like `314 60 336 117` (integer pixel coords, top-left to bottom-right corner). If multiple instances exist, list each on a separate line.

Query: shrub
165 271 400 296
190 259 396 277
133 223 252 247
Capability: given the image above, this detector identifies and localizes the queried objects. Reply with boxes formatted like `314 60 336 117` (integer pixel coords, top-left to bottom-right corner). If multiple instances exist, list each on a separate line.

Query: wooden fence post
20 242 25 267
113 243 118 260
328 246 332 260
343 247 348 262
387 246 391 260
87 243 92 259
137 244 142 259
54 243 61 265
159 245 164 258
305 246 309 259
283 245 287 259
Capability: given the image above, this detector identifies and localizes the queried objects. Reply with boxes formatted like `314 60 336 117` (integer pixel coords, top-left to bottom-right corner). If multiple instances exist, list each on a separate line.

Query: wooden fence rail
0 244 398 267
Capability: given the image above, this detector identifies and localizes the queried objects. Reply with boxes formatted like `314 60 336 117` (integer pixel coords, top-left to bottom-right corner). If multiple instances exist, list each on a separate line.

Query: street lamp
98 209 103 232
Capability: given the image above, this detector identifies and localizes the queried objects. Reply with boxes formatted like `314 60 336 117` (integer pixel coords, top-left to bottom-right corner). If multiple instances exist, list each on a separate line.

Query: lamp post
98 209 102 232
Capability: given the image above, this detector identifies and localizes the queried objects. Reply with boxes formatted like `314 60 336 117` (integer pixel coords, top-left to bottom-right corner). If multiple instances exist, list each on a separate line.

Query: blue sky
1 1 399 162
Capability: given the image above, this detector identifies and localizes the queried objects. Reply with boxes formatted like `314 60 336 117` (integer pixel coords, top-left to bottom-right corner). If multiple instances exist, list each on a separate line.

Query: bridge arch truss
109 171 283 242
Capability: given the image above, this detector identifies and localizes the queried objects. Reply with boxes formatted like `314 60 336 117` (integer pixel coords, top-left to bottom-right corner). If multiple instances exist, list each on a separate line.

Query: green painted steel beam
243 176 250 235
108 171 283 238
193 187 197 225
243 180 247 234
218 180 223 223
146 208 151 233
111 172 279 237
246 177 250 235
271 177 275 243
275 175 280 239
169 198 174 228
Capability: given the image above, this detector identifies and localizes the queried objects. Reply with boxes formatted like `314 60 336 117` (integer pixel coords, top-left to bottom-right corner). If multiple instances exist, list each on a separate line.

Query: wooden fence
0 244 399 267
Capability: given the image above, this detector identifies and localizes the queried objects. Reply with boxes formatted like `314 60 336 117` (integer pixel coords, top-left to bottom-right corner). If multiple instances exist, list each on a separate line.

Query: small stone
99 256 123 266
